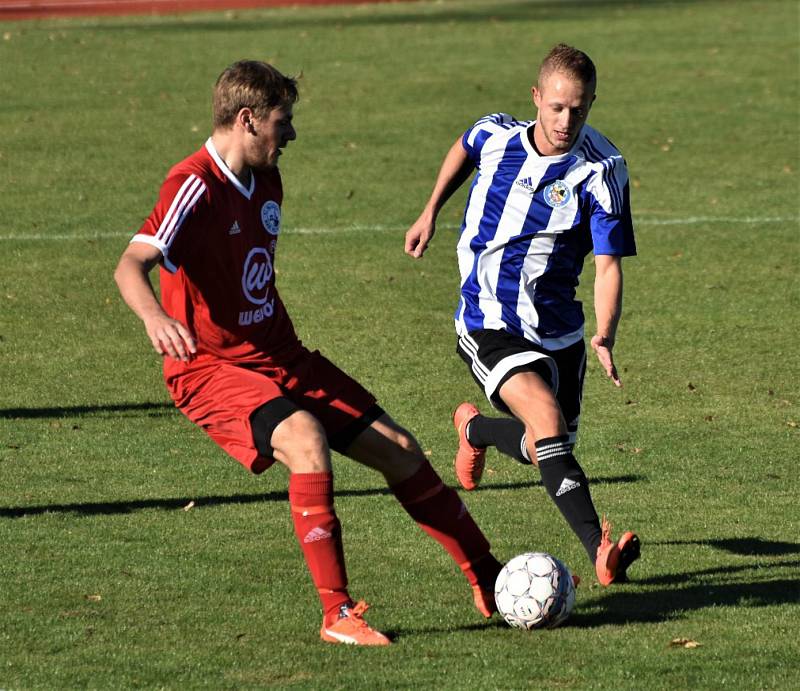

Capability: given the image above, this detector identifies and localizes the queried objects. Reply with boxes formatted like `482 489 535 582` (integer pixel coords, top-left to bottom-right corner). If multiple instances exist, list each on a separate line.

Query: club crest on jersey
543 180 571 208
261 201 281 235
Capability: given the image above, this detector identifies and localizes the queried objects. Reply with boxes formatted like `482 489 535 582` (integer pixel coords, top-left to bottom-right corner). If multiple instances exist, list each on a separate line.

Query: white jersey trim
129 233 178 273
155 174 206 249
205 138 254 199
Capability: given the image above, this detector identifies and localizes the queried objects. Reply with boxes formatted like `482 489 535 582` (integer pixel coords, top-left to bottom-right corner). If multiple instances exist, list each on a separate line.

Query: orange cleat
595 517 641 586
472 585 497 618
453 402 486 491
320 601 391 646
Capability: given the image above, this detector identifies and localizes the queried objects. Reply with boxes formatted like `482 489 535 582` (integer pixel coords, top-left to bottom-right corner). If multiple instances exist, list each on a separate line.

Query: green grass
1 0 799 688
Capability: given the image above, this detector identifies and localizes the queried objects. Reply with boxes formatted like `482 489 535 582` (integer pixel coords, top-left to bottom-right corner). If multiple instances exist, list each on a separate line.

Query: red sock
289 472 350 625
390 462 501 589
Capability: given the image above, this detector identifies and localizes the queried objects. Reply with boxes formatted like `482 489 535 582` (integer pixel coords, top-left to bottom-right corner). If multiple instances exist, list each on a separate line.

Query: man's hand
144 314 196 362
404 216 435 258
114 241 196 362
405 136 474 259
590 334 621 387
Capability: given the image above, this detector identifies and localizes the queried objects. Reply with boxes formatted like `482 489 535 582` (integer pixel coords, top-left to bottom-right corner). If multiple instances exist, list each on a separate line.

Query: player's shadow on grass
0 402 175 419
652 537 800 557
570 565 800 628
0 475 640 519
377 559 800 639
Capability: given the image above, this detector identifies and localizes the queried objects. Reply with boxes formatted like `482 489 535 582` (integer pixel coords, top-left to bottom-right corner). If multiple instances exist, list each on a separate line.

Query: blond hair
213 60 298 129
538 44 596 87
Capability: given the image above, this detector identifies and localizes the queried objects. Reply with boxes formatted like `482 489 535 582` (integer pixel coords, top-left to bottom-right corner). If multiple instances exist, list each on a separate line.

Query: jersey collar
205 138 255 199
523 122 586 161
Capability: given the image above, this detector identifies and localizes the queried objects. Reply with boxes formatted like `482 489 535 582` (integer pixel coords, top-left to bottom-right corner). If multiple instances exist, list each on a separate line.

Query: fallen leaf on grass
85 594 102 602
787 421 798 429
669 638 701 649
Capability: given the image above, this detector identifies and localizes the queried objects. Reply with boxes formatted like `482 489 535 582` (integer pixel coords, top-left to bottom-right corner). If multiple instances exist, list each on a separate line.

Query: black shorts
456 329 587 440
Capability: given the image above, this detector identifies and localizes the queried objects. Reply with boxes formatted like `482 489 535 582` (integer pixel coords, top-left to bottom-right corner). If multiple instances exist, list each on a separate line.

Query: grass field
1 0 799 688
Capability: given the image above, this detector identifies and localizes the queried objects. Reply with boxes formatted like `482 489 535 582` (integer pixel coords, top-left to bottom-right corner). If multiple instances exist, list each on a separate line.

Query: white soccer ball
494 552 576 630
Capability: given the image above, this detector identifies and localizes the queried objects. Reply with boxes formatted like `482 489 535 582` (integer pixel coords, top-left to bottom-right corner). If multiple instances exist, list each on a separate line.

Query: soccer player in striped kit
405 44 641 586
115 60 504 645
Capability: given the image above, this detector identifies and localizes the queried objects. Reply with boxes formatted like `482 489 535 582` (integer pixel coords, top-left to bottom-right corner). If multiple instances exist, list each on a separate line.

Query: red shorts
166 347 377 474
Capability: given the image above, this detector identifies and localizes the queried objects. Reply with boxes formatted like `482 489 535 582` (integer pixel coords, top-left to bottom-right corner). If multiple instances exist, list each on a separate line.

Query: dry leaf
669 637 701 648
787 421 798 429
85 594 102 602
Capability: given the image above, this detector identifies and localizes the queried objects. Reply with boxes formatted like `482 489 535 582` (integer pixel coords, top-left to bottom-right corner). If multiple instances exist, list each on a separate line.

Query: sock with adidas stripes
535 435 602 563
288 471 351 625
390 461 502 589
467 414 531 464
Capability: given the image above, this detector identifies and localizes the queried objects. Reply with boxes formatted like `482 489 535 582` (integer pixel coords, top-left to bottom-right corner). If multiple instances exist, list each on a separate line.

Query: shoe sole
612 532 641 583
320 627 391 646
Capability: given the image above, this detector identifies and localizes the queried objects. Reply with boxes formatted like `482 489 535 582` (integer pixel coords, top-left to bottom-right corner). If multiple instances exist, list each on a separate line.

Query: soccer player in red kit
114 60 503 646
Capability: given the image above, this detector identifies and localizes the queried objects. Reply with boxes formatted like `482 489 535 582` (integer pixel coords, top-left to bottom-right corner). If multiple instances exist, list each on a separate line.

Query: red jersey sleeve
131 172 209 272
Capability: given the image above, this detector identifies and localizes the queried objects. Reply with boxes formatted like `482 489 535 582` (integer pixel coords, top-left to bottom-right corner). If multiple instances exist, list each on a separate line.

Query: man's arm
404 136 475 258
114 242 197 362
591 254 624 387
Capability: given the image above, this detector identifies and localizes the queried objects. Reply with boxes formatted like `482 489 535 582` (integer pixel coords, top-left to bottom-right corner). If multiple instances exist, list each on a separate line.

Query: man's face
532 70 595 155
245 104 296 169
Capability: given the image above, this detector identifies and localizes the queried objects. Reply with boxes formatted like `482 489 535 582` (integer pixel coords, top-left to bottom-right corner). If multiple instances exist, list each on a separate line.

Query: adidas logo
303 527 333 543
556 477 581 497
228 220 241 235
515 176 537 194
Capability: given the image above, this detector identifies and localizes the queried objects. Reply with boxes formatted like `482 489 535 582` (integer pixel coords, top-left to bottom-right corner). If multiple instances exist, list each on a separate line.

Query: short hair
538 44 596 87
212 60 299 129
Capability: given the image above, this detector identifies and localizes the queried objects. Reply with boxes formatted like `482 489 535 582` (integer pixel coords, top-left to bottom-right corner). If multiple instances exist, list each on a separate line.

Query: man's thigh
283 349 382 455
456 329 586 441
173 362 284 474
456 329 558 414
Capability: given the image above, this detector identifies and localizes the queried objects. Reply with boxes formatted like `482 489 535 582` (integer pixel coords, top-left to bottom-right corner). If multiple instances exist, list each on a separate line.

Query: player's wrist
593 334 615 349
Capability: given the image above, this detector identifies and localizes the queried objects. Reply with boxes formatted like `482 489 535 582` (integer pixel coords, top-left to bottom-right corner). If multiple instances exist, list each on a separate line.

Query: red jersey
132 139 302 379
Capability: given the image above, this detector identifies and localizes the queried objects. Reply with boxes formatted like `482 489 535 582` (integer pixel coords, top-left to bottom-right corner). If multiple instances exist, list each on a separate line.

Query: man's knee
252 400 330 472
500 372 566 438
387 425 423 458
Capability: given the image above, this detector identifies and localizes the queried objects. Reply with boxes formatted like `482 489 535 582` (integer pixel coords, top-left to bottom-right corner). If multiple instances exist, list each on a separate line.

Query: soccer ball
494 552 576 630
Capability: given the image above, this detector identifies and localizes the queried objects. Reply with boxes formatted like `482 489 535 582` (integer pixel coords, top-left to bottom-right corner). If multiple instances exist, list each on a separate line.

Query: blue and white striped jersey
455 113 636 350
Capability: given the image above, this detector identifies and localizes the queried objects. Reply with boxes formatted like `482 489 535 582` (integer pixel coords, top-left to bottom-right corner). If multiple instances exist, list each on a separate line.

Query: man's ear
237 107 256 134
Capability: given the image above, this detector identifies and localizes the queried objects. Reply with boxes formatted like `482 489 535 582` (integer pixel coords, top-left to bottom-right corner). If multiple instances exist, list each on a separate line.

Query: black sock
535 435 602 563
467 415 531 464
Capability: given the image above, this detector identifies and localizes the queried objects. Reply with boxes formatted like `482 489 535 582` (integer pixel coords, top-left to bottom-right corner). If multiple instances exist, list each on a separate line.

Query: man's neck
527 124 545 156
210 130 251 186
